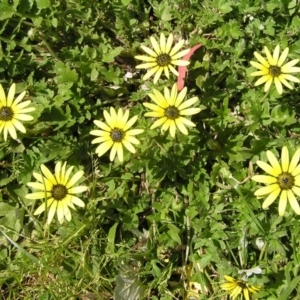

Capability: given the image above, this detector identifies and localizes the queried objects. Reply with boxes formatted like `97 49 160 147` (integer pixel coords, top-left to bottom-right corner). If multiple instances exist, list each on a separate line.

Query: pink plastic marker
177 44 202 91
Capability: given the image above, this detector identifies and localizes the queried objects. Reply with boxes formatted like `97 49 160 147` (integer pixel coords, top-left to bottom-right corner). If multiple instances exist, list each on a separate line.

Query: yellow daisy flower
221 275 261 300
250 45 300 94
90 107 144 162
0 83 35 141
26 162 88 225
135 33 190 84
252 146 300 216
143 83 201 137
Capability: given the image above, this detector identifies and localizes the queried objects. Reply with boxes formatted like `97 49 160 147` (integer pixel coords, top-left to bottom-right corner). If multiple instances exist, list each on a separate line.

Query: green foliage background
0 0 300 299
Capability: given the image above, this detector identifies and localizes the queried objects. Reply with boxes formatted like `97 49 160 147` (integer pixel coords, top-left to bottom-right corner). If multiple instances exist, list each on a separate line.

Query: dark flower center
156 53 171 67
51 184 68 200
269 66 281 77
110 128 124 142
0 106 14 121
277 172 294 190
237 281 247 289
165 106 179 120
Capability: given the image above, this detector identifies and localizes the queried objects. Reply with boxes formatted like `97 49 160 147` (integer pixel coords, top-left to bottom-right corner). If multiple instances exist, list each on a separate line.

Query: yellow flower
252 146 300 216
250 45 300 94
0 83 35 141
221 275 261 300
90 107 144 162
143 83 201 137
26 162 88 225
135 33 190 84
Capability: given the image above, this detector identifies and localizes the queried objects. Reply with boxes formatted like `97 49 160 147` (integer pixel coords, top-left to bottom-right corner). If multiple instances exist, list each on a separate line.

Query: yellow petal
41 164 57 185
278 47 289 66
95 140 113 157
272 45 280 65
177 96 199 110
251 175 277 184
168 64 179 76
161 118 172 133
267 150 282 174
124 135 140 145
109 143 118 161
250 61 267 71
231 286 242 299
94 120 112 132
7 83 16 107
123 115 138 132
292 164 300 177
281 146 289 172
221 283 237 290
224 275 236 283
254 184 280 197
274 77 283 94
159 33 166 53
287 190 300 214
278 76 293 89
134 55 157 62
292 185 300 196
141 45 157 57
280 74 300 83
136 62 158 69
153 67 163 84
150 36 161 55
171 48 191 60
150 117 167 129
143 66 160 81
175 119 188 135
256 160 281 176
169 122 177 137
165 34 173 54
254 51 270 68
71 195 85 207
278 190 288 216
12 91 26 107
47 200 57 224
171 59 190 66
251 70 269 76
243 288 250 300
163 66 169 78
0 84 6 105
254 75 270 86
262 188 281 209
125 129 144 136
68 186 88 194
264 77 273 92
26 191 51 199
116 143 124 162
122 140 136 153
66 170 84 189
169 39 184 56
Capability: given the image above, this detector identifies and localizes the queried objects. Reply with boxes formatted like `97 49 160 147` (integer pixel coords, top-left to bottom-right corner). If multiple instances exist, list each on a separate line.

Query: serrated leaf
0 203 16 216
54 62 78 84
114 274 146 300
35 0 51 9
0 3 15 20
102 47 123 63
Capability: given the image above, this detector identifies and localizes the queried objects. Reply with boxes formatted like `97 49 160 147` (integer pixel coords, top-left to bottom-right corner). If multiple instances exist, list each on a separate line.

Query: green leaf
54 62 79 84
0 3 15 20
0 203 16 216
278 276 300 300
35 0 51 9
106 222 119 255
102 47 123 63
114 274 146 300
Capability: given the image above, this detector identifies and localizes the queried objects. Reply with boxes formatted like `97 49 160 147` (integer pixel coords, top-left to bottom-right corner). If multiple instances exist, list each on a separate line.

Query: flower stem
260 90 270 102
